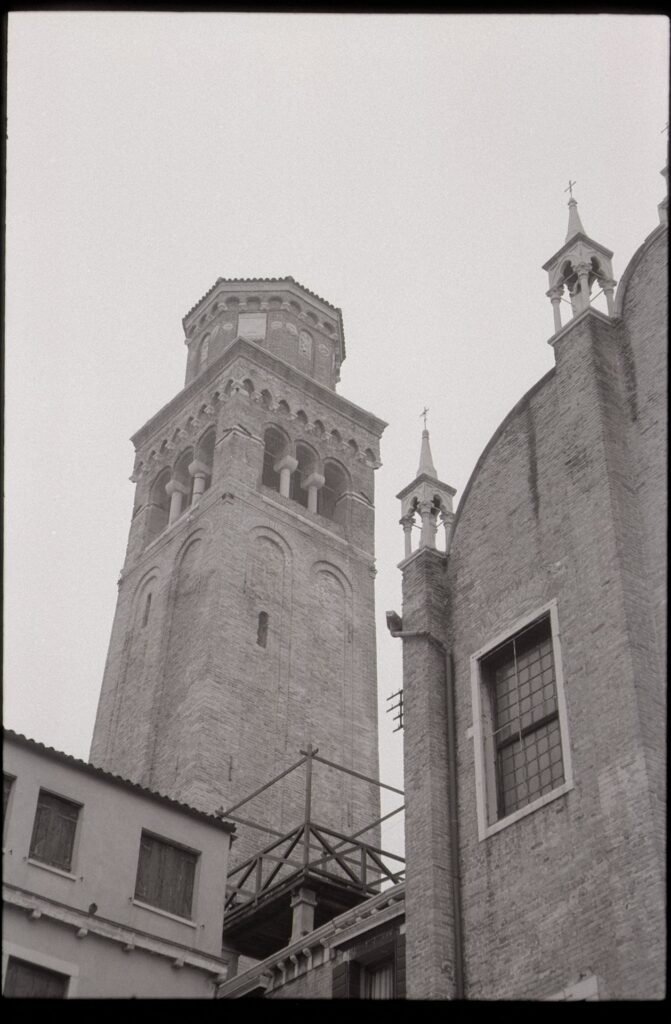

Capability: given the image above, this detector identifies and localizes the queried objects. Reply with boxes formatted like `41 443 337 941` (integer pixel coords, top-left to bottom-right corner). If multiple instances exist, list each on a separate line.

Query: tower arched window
146 468 171 544
320 461 349 524
262 427 288 492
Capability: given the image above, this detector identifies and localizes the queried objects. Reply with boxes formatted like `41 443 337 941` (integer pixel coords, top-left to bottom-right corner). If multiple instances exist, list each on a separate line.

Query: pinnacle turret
543 185 616 334
396 422 456 560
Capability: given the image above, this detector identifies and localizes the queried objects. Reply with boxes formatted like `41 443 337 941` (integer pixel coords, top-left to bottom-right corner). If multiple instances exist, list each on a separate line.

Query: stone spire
417 428 437 478
565 196 585 241
543 185 616 335
397 423 456 560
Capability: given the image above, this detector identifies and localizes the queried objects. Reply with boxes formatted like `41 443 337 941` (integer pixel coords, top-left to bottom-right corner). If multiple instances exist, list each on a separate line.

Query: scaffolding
220 744 405 959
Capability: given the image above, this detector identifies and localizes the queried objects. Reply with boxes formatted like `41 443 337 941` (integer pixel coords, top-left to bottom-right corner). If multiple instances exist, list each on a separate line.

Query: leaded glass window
482 616 564 820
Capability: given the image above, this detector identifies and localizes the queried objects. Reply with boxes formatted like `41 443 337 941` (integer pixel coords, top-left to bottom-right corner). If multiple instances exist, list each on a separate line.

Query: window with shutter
3 774 14 818
3 957 69 998
134 831 198 919
28 790 80 871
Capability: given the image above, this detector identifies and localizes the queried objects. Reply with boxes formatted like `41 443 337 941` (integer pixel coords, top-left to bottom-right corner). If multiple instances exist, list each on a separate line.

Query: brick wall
401 227 666 999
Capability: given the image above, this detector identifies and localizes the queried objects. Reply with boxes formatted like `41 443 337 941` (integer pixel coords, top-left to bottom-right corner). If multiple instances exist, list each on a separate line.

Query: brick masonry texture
91 324 384 867
401 227 666 999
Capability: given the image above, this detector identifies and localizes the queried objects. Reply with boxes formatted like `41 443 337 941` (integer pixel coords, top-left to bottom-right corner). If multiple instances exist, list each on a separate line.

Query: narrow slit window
142 592 152 628
257 611 269 648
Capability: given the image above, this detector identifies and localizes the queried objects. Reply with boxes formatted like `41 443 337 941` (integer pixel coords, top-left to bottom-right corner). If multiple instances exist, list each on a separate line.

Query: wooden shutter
3 775 13 817
332 960 361 999
135 833 197 918
4 958 69 998
394 933 406 999
29 791 79 871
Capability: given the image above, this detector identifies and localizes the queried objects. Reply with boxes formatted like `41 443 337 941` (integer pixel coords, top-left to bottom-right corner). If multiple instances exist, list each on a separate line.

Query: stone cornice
396 472 457 502
3 884 229 980
131 337 386 451
542 231 614 271
215 883 405 998
546 305 617 348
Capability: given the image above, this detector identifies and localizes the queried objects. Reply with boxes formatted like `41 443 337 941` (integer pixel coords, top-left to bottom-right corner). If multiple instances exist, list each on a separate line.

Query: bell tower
90 278 386 850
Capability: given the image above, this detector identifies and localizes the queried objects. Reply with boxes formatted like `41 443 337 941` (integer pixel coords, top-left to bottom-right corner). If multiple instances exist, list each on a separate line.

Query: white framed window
470 600 573 840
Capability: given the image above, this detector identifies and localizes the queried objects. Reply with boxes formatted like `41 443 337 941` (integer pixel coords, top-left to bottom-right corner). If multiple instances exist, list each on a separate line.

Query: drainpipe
387 624 465 999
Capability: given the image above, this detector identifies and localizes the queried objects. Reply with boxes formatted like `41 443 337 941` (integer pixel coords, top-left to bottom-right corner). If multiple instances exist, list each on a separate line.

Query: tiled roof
3 729 235 834
181 276 342 322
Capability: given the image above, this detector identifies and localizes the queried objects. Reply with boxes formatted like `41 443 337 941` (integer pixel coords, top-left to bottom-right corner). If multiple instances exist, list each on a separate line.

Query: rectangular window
471 601 572 839
134 831 198 919
29 790 80 871
3 957 69 998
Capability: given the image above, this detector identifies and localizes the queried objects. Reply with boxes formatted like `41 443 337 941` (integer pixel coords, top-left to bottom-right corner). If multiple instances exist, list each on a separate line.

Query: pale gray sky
4 13 668 854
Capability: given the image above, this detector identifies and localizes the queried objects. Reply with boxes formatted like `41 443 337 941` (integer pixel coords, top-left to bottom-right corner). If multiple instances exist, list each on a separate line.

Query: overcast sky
4 13 668 855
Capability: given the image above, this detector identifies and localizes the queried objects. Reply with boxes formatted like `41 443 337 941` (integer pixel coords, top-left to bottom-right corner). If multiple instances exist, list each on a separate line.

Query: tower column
165 479 189 523
303 471 325 514
440 509 455 554
188 459 210 501
290 887 318 942
418 501 435 549
401 513 414 558
602 278 617 317
274 455 298 498
547 285 564 333
576 261 592 313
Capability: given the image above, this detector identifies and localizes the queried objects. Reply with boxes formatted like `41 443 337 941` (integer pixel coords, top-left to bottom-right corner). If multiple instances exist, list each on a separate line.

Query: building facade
394 184 667 999
90 279 386 856
3 730 234 998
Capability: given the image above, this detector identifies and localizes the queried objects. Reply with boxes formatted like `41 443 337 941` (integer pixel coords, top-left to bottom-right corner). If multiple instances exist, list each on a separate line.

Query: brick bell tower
90 278 386 850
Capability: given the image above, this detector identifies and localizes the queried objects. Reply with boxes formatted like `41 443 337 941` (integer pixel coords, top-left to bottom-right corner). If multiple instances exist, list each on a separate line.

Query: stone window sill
27 857 78 881
481 781 573 840
131 898 198 929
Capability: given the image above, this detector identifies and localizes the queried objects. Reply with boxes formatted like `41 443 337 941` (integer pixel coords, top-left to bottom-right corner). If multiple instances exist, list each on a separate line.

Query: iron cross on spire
420 407 429 430
565 179 577 200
